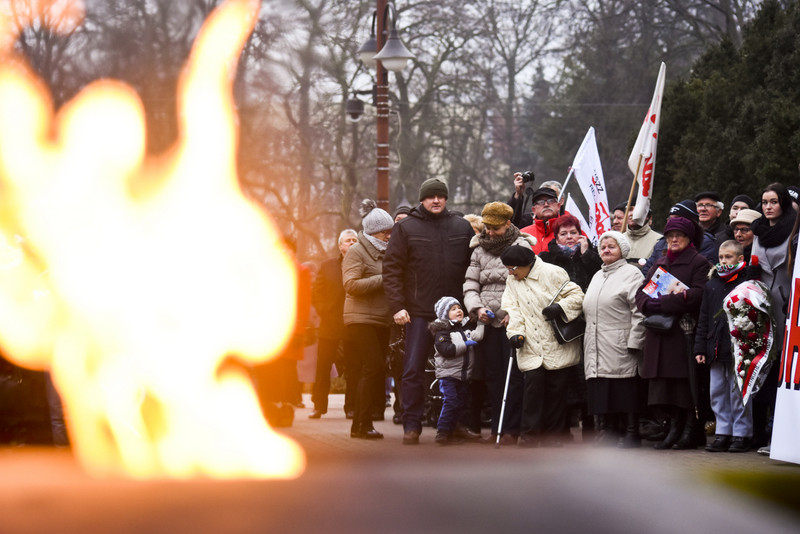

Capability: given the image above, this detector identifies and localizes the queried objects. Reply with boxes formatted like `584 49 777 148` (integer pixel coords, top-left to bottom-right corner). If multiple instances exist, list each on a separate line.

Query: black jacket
383 204 473 319
693 271 748 364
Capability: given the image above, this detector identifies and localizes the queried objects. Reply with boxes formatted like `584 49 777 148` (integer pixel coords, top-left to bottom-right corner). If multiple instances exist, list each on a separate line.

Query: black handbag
547 280 586 344
642 313 675 332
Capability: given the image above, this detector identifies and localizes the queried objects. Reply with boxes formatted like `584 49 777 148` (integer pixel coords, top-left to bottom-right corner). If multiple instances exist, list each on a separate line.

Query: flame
0 0 305 479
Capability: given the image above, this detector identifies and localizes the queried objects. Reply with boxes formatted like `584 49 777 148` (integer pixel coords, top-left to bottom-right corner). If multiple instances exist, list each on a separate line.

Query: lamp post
354 1 414 212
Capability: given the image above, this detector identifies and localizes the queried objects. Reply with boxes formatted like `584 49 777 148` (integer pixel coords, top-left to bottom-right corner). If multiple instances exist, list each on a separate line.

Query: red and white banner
627 62 665 226
570 127 611 247
771 254 800 464
564 194 592 238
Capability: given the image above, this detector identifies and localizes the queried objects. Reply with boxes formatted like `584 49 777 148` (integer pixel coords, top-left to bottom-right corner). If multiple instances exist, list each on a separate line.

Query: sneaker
705 435 731 452
727 436 751 453
757 444 771 456
402 430 420 445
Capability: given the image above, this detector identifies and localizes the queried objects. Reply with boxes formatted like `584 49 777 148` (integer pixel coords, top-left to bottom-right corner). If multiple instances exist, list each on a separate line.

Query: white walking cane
495 345 515 448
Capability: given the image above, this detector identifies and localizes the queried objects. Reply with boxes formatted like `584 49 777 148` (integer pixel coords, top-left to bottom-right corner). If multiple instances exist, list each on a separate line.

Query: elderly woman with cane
501 245 584 447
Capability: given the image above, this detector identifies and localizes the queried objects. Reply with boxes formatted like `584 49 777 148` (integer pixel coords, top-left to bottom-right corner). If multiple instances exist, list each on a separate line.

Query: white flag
570 127 611 246
771 254 800 464
564 194 592 238
628 62 666 226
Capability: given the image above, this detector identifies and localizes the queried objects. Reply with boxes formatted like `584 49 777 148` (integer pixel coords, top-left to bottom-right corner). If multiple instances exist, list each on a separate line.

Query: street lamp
355 1 414 212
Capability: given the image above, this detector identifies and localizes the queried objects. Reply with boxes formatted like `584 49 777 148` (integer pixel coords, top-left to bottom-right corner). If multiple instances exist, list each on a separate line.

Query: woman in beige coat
501 245 584 447
343 200 394 439
582 231 646 448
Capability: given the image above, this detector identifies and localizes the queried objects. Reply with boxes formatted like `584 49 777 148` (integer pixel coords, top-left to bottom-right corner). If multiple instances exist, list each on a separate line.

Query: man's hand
393 309 411 325
513 173 524 198
695 354 706 364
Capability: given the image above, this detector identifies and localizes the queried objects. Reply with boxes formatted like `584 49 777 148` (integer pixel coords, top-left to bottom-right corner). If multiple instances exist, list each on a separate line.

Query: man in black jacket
383 178 474 444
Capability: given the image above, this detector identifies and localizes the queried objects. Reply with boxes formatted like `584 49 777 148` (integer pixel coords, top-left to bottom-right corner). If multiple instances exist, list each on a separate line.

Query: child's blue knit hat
434 296 461 321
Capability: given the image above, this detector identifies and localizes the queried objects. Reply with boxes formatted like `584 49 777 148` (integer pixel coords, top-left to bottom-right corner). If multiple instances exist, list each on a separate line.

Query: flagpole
622 155 643 233
557 167 574 201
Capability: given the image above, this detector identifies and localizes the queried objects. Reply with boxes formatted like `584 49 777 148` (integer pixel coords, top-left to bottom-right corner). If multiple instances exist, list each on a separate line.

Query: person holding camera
519 187 565 254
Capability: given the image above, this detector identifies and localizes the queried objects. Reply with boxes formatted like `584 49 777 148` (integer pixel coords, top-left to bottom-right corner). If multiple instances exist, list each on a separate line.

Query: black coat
383 205 474 319
693 272 748 364
635 246 710 379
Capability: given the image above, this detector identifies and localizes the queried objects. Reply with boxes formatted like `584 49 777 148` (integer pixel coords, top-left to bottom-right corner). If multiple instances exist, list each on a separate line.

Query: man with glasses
520 187 563 254
694 191 726 262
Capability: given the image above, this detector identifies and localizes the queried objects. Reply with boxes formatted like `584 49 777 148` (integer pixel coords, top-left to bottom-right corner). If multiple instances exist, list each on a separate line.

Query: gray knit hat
418 178 448 201
434 296 461 321
359 199 394 235
599 230 631 259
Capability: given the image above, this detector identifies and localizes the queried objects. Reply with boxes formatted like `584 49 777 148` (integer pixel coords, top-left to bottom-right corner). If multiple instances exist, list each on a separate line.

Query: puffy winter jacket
383 205 474 319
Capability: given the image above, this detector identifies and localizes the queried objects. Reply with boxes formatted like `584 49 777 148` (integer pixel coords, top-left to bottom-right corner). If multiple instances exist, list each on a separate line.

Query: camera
521 170 535 183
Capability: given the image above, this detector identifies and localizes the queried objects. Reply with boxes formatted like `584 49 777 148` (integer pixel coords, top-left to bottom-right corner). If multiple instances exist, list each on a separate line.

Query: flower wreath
721 280 778 405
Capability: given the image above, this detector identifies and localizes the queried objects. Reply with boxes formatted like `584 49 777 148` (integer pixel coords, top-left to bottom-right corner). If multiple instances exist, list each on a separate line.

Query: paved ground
0 393 798 533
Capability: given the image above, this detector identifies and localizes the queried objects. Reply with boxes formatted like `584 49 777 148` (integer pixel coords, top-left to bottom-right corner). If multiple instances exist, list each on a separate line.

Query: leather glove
465 339 478 347
509 334 525 349
541 303 562 320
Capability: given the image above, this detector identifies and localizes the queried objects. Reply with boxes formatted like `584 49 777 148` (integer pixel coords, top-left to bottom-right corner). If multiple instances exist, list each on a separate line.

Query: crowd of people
301 176 799 454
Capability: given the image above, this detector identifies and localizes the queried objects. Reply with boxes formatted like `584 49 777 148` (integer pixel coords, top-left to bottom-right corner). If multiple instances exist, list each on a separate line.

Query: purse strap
547 279 571 307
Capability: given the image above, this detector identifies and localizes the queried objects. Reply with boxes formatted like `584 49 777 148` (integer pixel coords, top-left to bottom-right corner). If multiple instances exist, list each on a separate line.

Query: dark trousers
521 366 571 439
347 324 389 428
484 325 523 435
401 317 434 432
312 337 340 413
438 377 467 433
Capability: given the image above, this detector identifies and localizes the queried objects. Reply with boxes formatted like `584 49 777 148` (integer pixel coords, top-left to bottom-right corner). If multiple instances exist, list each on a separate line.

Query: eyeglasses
506 265 518 273
732 227 752 234
533 198 558 206
696 203 718 210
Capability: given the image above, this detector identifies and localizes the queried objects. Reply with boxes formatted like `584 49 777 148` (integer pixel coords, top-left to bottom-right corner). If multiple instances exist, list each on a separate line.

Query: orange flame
0 0 305 479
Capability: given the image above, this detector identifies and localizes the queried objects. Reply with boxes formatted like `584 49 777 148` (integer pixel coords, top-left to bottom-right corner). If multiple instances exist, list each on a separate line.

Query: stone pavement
0 392 798 533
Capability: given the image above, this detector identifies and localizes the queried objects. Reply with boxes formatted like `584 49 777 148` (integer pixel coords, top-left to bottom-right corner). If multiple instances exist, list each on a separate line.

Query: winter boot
673 411 705 449
618 413 641 449
654 409 685 450
593 414 607 447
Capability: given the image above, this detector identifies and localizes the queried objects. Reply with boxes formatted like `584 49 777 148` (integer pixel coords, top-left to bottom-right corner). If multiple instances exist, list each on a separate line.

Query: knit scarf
365 233 388 252
666 242 695 263
557 243 580 256
751 210 796 249
478 224 521 256
716 261 746 281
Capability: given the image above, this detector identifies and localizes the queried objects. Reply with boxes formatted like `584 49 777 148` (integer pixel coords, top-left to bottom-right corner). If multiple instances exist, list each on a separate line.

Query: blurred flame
0 0 305 479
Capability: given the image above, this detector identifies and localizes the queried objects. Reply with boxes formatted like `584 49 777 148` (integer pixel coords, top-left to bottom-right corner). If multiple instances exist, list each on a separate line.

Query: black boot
672 411 705 449
654 409 684 450
593 415 607 446
619 413 641 449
